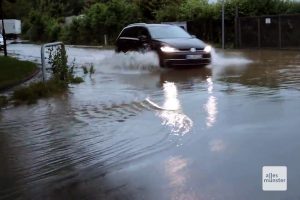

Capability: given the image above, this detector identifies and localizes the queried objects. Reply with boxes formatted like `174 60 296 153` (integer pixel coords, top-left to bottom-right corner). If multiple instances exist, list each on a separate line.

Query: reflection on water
165 156 196 200
162 82 181 111
218 50 300 91
153 82 193 135
209 139 226 152
205 78 218 128
205 96 218 128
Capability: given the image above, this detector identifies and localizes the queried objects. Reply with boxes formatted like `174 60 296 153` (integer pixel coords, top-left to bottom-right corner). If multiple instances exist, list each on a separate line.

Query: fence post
41 44 46 82
221 0 225 49
257 17 261 48
234 6 239 48
278 16 282 48
238 18 242 48
0 1 8 56
104 34 107 46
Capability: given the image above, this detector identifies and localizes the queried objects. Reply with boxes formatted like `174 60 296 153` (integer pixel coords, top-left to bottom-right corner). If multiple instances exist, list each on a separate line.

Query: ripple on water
0 94 181 198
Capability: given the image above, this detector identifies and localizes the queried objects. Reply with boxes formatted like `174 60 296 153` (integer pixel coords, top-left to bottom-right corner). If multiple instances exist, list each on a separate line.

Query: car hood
154 38 206 49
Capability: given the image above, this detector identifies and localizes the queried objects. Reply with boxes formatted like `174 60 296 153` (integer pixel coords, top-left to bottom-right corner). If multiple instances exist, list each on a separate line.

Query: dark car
115 23 212 68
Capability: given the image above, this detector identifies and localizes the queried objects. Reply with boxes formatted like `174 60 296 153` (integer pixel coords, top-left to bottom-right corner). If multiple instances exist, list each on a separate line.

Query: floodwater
1 44 300 200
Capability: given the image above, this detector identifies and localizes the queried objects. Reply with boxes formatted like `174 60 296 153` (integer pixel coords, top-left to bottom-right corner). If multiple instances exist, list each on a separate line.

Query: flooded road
1 44 300 200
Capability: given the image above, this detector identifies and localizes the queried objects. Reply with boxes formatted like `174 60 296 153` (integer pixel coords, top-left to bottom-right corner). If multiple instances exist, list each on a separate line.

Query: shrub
47 45 83 83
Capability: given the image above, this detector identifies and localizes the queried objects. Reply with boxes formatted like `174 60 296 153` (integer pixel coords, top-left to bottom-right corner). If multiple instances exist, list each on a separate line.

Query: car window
120 27 138 38
136 27 150 39
148 25 191 39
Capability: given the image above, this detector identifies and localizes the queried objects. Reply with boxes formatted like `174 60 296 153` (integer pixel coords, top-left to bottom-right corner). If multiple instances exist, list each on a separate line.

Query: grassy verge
12 78 68 105
0 48 84 108
0 56 38 90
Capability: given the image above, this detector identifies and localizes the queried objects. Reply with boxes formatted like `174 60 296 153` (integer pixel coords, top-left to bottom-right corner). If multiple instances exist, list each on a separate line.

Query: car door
136 27 151 52
117 27 139 52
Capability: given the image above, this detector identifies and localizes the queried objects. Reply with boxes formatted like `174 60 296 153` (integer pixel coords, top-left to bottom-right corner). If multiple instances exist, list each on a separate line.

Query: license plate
186 54 202 59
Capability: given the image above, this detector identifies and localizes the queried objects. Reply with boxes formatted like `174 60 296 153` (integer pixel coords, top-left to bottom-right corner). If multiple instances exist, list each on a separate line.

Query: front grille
178 48 204 51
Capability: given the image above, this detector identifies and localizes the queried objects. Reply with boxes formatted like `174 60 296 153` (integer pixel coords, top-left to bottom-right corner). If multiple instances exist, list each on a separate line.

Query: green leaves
5 0 300 45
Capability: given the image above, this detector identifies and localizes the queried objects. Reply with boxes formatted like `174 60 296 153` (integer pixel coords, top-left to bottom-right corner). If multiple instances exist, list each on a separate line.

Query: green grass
0 56 38 90
70 76 84 84
12 78 68 105
0 56 84 106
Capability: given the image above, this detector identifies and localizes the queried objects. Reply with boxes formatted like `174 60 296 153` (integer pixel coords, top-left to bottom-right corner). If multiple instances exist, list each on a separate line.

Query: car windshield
148 25 191 39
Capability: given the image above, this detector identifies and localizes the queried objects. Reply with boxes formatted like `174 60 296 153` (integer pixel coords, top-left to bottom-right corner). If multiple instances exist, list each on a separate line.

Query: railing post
221 0 225 49
234 6 239 48
41 44 46 82
257 17 261 48
278 15 282 49
104 34 108 46
238 18 242 48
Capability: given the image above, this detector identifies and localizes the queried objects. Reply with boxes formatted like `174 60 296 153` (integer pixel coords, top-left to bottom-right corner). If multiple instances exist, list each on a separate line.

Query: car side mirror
138 35 148 42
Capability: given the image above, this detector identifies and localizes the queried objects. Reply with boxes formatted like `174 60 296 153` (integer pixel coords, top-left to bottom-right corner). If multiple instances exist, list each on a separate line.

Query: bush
25 10 62 42
71 77 84 84
61 0 142 45
48 45 83 83
11 45 84 105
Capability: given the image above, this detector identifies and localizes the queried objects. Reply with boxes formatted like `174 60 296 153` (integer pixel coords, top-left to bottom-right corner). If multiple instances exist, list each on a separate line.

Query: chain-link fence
238 14 300 49
187 19 235 46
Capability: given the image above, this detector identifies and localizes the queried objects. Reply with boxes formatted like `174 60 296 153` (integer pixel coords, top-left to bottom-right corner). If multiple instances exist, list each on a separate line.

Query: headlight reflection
156 82 193 135
205 77 218 128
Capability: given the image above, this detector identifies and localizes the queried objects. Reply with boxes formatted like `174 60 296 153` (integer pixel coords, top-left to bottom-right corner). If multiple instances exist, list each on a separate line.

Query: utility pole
222 0 225 49
0 0 8 56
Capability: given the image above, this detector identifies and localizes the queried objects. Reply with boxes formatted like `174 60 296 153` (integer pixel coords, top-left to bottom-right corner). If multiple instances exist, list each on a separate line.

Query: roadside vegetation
10 47 83 105
12 79 68 105
82 64 95 75
0 47 84 107
0 56 38 90
3 0 300 45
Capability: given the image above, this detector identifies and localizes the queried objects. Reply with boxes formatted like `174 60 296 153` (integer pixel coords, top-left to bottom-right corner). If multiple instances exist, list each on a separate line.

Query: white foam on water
146 82 180 111
146 82 193 135
209 48 252 75
211 48 252 66
97 51 160 74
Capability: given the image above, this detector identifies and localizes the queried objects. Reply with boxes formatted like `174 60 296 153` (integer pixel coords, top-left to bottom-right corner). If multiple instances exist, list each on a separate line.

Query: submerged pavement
1 44 300 200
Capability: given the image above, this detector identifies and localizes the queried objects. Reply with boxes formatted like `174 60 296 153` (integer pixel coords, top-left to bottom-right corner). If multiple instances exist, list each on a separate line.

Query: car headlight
204 45 212 53
160 46 178 53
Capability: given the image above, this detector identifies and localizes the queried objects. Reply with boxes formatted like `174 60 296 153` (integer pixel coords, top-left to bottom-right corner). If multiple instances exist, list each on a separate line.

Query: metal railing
237 14 300 49
41 42 65 82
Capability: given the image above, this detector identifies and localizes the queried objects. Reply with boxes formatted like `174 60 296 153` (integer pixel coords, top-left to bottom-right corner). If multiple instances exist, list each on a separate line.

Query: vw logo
190 48 196 52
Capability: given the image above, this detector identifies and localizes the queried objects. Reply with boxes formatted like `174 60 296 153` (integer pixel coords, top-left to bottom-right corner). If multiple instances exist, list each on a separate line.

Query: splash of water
209 48 252 75
211 48 252 66
99 51 160 72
